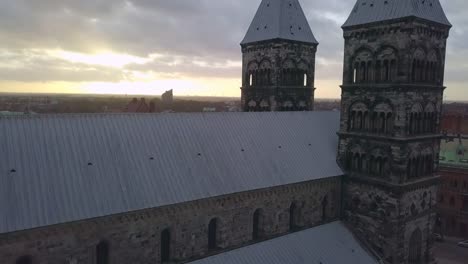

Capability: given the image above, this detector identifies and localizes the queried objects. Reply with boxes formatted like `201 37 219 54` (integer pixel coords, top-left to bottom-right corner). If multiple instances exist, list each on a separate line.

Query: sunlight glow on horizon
49 50 155 68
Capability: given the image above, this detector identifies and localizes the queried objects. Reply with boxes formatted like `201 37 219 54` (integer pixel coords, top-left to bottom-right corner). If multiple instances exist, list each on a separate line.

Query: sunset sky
0 0 466 100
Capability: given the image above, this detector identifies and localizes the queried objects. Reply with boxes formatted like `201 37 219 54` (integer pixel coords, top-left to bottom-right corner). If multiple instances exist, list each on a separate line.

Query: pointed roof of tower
343 0 451 28
241 0 318 45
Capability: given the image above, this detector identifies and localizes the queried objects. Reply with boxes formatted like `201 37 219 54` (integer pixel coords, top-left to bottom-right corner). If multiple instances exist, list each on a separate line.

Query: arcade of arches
246 59 309 88
346 147 389 178
346 145 434 180
350 46 442 85
348 101 438 136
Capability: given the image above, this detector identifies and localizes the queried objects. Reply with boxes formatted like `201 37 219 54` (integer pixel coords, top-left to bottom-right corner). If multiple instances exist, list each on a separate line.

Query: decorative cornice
338 131 443 142
345 174 440 194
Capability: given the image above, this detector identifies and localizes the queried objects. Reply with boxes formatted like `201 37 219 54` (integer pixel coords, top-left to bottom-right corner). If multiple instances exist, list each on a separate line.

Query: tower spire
343 0 451 28
241 0 318 112
242 0 318 45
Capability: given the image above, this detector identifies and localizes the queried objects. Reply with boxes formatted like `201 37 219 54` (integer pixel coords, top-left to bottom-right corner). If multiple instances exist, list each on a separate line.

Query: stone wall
240 40 317 111
0 177 341 264
344 180 438 263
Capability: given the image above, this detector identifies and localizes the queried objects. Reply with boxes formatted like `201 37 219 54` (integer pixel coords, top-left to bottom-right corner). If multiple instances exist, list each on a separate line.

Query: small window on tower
303 73 307 86
353 68 357 83
249 74 253 86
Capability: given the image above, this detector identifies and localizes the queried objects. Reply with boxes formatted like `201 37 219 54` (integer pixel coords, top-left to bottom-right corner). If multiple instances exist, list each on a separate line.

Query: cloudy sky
0 0 466 100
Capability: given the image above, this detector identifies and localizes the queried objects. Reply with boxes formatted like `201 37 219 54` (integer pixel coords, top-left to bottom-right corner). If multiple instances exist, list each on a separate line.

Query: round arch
408 228 423 263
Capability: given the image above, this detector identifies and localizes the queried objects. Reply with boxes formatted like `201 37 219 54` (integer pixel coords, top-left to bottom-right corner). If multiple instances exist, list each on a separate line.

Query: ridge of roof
241 0 318 45
343 0 451 28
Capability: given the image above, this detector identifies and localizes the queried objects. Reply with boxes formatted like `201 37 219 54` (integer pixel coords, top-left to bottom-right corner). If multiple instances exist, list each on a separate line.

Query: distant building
162 90 174 105
437 135 468 238
202 107 216 112
442 113 468 136
125 98 150 113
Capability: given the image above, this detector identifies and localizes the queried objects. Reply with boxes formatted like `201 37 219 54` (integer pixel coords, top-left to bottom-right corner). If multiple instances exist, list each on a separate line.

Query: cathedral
0 0 451 264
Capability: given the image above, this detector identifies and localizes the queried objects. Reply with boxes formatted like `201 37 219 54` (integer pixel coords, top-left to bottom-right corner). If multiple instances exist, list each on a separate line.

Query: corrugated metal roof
0 112 342 234
241 0 318 45
343 0 451 28
189 221 378 264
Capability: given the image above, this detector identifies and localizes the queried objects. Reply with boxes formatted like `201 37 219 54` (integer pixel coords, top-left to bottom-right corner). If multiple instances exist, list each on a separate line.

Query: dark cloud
0 0 466 98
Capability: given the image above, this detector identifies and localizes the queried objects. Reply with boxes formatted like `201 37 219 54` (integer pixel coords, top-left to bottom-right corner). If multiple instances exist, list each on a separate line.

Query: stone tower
337 0 451 263
240 0 318 112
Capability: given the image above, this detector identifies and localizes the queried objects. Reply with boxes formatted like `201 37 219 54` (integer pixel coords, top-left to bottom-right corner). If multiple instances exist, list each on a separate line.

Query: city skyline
0 0 466 100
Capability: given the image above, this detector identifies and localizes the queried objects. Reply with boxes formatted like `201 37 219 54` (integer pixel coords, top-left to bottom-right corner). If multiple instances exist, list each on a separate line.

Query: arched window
367 61 373 82
409 104 424 135
357 111 363 130
375 157 382 175
303 73 307 86
386 112 393 134
208 218 218 250
383 60 389 81
390 59 397 81
360 61 366 82
380 112 386 132
260 99 269 112
408 229 422 263
424 103 436 133
363 112 369 131
375 61 381 82
407 158 413 179
412 48 426 83
369 155 375 174
282 59 295 86
96 241 109 264
346 151 353 169
358 154 364 172
16 256 32 264
381 158 388 177
322 196 328 222
418 60 424 81
373 103 393 134
421 61 427 82
161 229 171 262
349 102 369 132
351 49 373 84
349 111 356 131
352 153 360 171
247 61 259 87
252 209 264 240
289 202 298 231
258 60 272 86
375 47 397 83
247 100 258 112
426 155 433 175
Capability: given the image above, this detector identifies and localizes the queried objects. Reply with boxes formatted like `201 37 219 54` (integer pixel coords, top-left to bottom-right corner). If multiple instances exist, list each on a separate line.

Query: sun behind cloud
50 50 151 68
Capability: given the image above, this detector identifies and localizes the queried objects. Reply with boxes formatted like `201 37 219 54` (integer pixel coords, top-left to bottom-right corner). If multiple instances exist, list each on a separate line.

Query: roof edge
342 15 452 30
241 37 319 47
